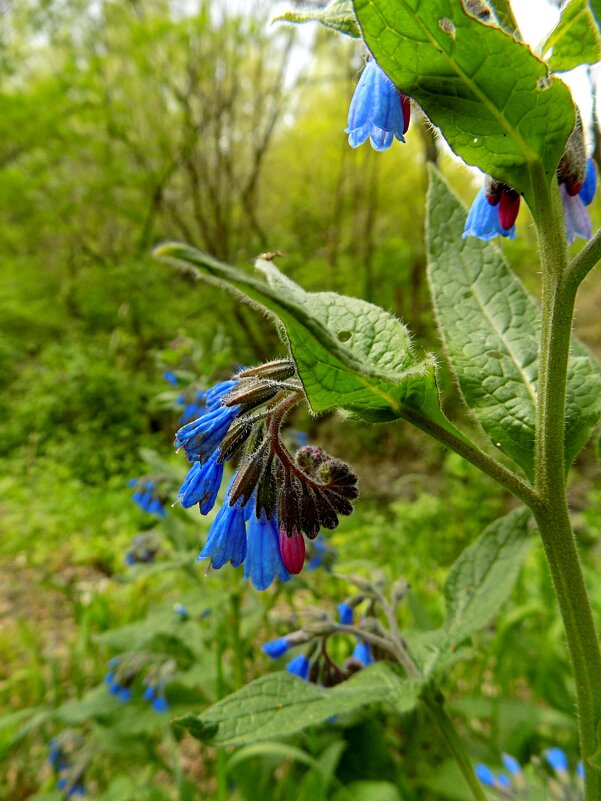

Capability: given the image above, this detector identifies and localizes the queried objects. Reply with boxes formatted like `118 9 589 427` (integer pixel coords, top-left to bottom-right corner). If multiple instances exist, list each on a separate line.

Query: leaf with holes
155 243 475 450
175 663 422 746
427 169 601 478
543 0 601 72
352 0 574 209
274 0 360 37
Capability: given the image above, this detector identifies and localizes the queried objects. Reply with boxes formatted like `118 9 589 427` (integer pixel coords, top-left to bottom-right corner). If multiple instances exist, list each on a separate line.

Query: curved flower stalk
174 361 359 590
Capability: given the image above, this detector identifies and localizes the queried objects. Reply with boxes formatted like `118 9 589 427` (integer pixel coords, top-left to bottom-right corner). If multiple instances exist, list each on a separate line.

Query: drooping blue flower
561 184 593 244
142 685 155 701
130 479 166 517
173 602 189 620
151 694 170 713
580 158 597 206
175 403 239 463
463 188 516 241
262 637 290 659
577 761 585 780
352 641 374 666
546 747 569 773
245 511 290 591
198 479 247 569
177 451 224 513
124 532 161 566
117 686 132 703
475 763 496 786
346 58 409 151
163 370 179 386
205 379 239 410
287 654 310 681
501 753 521 775
337 602 354 626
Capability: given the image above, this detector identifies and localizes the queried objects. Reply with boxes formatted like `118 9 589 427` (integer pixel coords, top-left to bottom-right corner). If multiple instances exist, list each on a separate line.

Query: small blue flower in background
546 747 569 773
173 602 189 620
129 479 166 517
352 641 374 666
143 683 170 713
476 749 584 799
163 370 179 386
287 654 310 681
245 511 290 591
463 187 517 241
337 602 354 626
346 58 410 151
262 637 290 659
49 733 88 798
124 532 161 566
307 535 336 571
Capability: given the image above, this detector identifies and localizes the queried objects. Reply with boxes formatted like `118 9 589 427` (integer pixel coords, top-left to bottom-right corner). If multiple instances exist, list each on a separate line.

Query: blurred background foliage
1 0 601 799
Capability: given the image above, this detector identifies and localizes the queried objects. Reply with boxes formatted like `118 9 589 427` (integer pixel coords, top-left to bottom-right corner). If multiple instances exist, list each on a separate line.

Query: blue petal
580 158 597 206
163 370 178 385
244 512 290 591
346 59 380 137
175 404 239 463
546 747 569 772
475 763 496 786
143 685 155 701
352 641 373 666
152 695 170 713
198 490 247 569
337 602 354 626
205 379 238 410
346 60 405 152
178 453 224 513
287 654 310 680
463 188 515 241
501 753 521 775
561 185 592 244
262 637 290 658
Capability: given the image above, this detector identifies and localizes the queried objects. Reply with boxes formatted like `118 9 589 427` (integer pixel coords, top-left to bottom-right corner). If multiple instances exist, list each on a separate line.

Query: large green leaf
443 507 531 644
589 0 601 31
274 0 360 37
352 0 574 209
543 0 601 72
426 169 601 478
176 663 422 746
154 243 473 446
406 508 532 675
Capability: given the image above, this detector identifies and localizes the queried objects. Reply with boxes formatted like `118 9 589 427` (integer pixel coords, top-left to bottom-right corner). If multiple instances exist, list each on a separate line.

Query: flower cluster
104 655 174 714
174 361 358 591
48 732 87 799
464 111 597 244
124 532 161 566
346 57 411 151
476 747 584 799
261 593 380 689
128 477 167 517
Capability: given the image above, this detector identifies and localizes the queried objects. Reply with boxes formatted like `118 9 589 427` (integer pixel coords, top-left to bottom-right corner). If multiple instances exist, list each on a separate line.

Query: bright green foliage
588 0 601 31
543 0 601 72
352 0 575 208
407 508 531 676
274 0 360 37
155 244 471 445
176 663 423 747
427 170 601 479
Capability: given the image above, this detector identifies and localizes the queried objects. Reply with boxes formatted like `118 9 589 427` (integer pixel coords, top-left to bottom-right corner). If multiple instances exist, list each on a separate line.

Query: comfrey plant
154 2 601 800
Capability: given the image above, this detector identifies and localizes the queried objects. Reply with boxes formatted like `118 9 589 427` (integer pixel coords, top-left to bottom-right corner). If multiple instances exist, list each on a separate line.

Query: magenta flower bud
279 527 306 575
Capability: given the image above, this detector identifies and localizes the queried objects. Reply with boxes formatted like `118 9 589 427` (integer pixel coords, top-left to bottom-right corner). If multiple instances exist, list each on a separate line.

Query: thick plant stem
534 176 601 798
423 688 487 801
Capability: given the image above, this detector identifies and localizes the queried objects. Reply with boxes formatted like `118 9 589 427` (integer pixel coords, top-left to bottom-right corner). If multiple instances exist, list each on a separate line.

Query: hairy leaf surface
176 664 422 746
543 0 601 72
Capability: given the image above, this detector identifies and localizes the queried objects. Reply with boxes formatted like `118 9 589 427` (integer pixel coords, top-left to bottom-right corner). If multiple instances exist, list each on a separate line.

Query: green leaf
588 0 601 32
332 781 402 801
352 0 574 209
406 509 532 675
443 507 531 645
274 0 360 37
154 243 473 447
175 663 423 746
543 0 601 72
426 169 601 477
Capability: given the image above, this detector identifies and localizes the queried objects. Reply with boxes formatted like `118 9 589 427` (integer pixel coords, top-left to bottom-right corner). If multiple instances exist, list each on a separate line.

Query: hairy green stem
566 227 601 290
423 688 488 801
534 172 601 799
